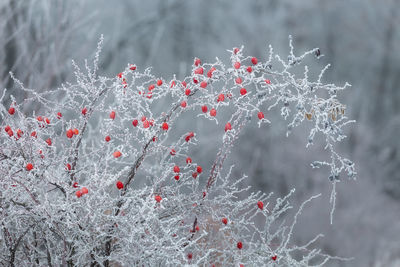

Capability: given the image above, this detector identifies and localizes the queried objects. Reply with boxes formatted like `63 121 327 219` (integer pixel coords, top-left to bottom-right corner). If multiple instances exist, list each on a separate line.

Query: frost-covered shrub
0 37 354 266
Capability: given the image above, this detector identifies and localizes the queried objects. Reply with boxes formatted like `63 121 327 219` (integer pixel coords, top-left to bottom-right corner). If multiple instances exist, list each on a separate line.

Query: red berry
66 163 72 171
235 77 242 84
192 172 197 179
7 129 13 137
265 79 271 84
233 47 239 54
193 78 199 84
207 67 216 78
170 149 176 156
72 128 78 135
113 151 122 158
155 195 162 203
66 129 74 138
16 129 23 138
224 122 232 132
170 80 176 88
217 94 225 102
116 181 124 190
152 136 157 142
129 64 136 71
157 79 163 86
202 191 206 198
45 117 50 124
181 81 187 88
185 132 194 142
237 241 243 249
8 107 15 115
31 131 37 138
81 187 88 194
173 165 180 173
148 84 155 91
185 88 191 96
258 111 264 120
105 135 111 142
194 67 203 75
201 105 208 113
117 72 123 78
81 107 87 116
132 119 138 127
174 175 180 181
186 157 192 164
240 88 247 95
257 201 264 210
162 122 169 131
109 111 116 120
195 226 200 231
46 138 52 146
4 125 11 132
234 62 241 69
200 81 207 88
26 163 33 171
210 108 217 117
72 182 78 188
247 66 252 73
181 101 187 108
143 120 150 128
271 255 277 261
57 112 62 119
251 57 258 65
141 116 147 122
196 166 202 173
76 190 82 198
37 116 43 122
194 58 201 66
187 253 193 260
222 218 228 225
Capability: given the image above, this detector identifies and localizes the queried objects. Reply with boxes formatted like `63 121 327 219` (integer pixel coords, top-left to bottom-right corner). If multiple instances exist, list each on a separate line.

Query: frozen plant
0 36 355 266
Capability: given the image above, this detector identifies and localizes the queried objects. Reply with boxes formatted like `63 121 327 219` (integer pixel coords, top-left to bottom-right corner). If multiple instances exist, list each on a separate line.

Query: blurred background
1 0 399 266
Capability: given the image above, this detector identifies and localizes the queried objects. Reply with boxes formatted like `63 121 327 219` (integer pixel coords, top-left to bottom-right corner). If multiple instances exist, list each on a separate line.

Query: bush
0 36 355 266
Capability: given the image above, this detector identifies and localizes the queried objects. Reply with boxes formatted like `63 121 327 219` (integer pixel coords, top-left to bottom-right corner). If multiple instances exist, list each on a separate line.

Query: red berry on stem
81 187 88 194
170 149 176 156
265 79 271 84
132 119 138 127
240 88 247 95
173 165 180 173
57 112 62 119
185 88 191 96
143 120 150 128
66 129 73 138
45 117 50 124
217 94 225 102
257 201 264 210
72 182 78 188
185 132 194 142
110 111 116 120
8 107 15 115
174 175 180 181
76 190 82 198
129 64 136 71
31 131 37 138
155 195 162 203
7 129 13 137
233 47 239 54
186 157 192 164
105 136 111 142
181 101 187 108
4 125 11 132
148 84 155 91
247 66 252 73
222 218 228 225
181 81 187 88
235 77 242 84
200 81 207 88
46 138 52 146
210 108 217 117
237 242 243 249
234 62 241 69
116 181 124 190
66 163 71 170
26 163 33 171
192 172 197 179
194 67 203 75
258 112 264 120
225 122 232 132
162 122 169 131
251 57 258 65
113 151 122 158
196 166 202 173
157 79 163 86
194 58 201 66
187 253 193 260
201 105 208 113
271 255 277 261
82 107 87 116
